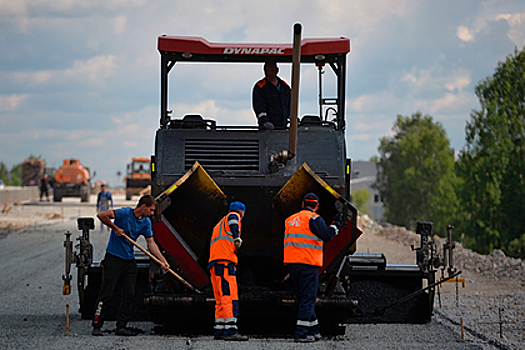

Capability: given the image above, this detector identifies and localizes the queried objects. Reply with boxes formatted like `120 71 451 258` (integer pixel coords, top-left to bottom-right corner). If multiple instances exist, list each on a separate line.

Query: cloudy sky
1 0 524 186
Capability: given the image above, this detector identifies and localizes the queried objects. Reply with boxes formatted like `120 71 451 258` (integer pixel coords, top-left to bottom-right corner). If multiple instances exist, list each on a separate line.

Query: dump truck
54 159 91 202
124 157 151 200
22 159 45 186
63 24 460 335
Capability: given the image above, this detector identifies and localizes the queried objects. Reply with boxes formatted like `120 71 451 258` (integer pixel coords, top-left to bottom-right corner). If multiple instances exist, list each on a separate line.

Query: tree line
373 47 525 259
0 155 45 186
0 161 23 186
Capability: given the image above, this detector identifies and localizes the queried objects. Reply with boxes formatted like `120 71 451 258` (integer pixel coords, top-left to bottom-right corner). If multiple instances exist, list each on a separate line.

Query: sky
1 0 524 187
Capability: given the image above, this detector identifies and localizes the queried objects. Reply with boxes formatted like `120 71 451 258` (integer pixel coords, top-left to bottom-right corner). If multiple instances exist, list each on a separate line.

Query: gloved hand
331 212 343 234
234 237 243 249
333 212 343 224
332 220 341 232
263 121 275 130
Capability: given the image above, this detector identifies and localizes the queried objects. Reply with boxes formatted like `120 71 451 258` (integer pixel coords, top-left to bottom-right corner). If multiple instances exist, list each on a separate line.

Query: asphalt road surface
0 195 497 349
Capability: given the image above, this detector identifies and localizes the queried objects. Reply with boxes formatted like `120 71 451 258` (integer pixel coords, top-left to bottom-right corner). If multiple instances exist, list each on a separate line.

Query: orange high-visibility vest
209 212 242 265
284 210 324 267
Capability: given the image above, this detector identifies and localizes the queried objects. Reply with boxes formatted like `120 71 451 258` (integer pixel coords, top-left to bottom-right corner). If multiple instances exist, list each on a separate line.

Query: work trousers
288 263 320 338
210 261 239 337
92 253 137 330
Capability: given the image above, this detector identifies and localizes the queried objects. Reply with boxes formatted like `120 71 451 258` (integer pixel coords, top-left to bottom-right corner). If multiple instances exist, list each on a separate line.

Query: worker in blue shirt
96 184 113 230
92 195 169 336
252 62 291 130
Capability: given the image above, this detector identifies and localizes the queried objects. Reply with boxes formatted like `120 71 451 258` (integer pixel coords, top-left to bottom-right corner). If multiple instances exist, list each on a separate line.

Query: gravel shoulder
357 215 525 350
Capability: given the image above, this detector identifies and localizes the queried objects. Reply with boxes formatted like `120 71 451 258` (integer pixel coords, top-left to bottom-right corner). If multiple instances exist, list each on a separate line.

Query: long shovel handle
122 234 199 292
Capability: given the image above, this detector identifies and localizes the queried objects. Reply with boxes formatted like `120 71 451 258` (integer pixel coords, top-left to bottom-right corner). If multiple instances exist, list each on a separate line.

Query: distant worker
92 195 169 336
208 201 249 341
39 174 49 202
252 62 291 130
283 193 342 342
96 184 114 231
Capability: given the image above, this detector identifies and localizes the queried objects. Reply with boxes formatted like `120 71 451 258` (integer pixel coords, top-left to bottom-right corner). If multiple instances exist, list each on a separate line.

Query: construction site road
0 194 503 350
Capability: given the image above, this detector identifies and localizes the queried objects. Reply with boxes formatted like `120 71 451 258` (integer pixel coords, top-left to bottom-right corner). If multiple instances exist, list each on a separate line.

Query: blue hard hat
229 201 246 212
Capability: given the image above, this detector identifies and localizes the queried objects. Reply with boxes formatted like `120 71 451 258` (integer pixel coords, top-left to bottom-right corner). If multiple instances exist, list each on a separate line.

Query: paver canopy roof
158 35 350 62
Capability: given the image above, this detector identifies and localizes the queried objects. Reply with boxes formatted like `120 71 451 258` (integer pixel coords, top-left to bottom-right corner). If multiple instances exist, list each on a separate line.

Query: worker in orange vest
284 192 342 342
208 201 249 341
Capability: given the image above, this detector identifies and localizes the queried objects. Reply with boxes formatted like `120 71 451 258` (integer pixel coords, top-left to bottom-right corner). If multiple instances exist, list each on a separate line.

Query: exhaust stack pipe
270 23 302 171
289 22 302 158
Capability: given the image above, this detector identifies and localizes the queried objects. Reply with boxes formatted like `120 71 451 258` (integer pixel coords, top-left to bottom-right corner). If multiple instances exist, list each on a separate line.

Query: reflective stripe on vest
283 210 324 266
209 212 241 265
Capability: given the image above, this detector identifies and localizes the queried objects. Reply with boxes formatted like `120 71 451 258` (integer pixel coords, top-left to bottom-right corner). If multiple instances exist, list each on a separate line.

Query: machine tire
80 186 90 202
53 193 62 202
126 192 132 200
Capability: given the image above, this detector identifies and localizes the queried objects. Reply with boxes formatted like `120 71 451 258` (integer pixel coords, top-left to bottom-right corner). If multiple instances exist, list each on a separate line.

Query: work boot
115 327 137 336
223 333 248 341
91 328 103 336
313 333 322 341
294 335 315 343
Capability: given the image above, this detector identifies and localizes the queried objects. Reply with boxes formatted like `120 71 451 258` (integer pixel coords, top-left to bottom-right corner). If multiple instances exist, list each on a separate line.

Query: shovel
122 234 201 293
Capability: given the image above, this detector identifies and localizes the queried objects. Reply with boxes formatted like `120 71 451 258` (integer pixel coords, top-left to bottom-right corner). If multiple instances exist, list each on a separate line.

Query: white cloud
430 93 459 113
348 92 403 115
402 70 432 87
457 11 525 47
349 95 375 112
10 55 118 86
0 0 29 15
351 133 375 141
65 55 118 82
114 15 127 35
347 84 476 125
354 121 385 132
0 94 30 111
496 13 525 48
444 75 471 92
429 91 477 114
457 25 475 42
0 0 148 16
173 100 254 126
401 66 472 94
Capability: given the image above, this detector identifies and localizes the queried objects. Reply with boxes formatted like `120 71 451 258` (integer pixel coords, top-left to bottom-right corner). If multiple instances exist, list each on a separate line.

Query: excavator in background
124 157 151 200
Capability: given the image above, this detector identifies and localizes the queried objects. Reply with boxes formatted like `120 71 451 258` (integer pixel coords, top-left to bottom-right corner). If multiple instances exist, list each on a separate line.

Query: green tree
9 163 22 186
0 162 8 182
352 188 370 215
0 161 22 186
373 112 457 236
456 47 525 258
